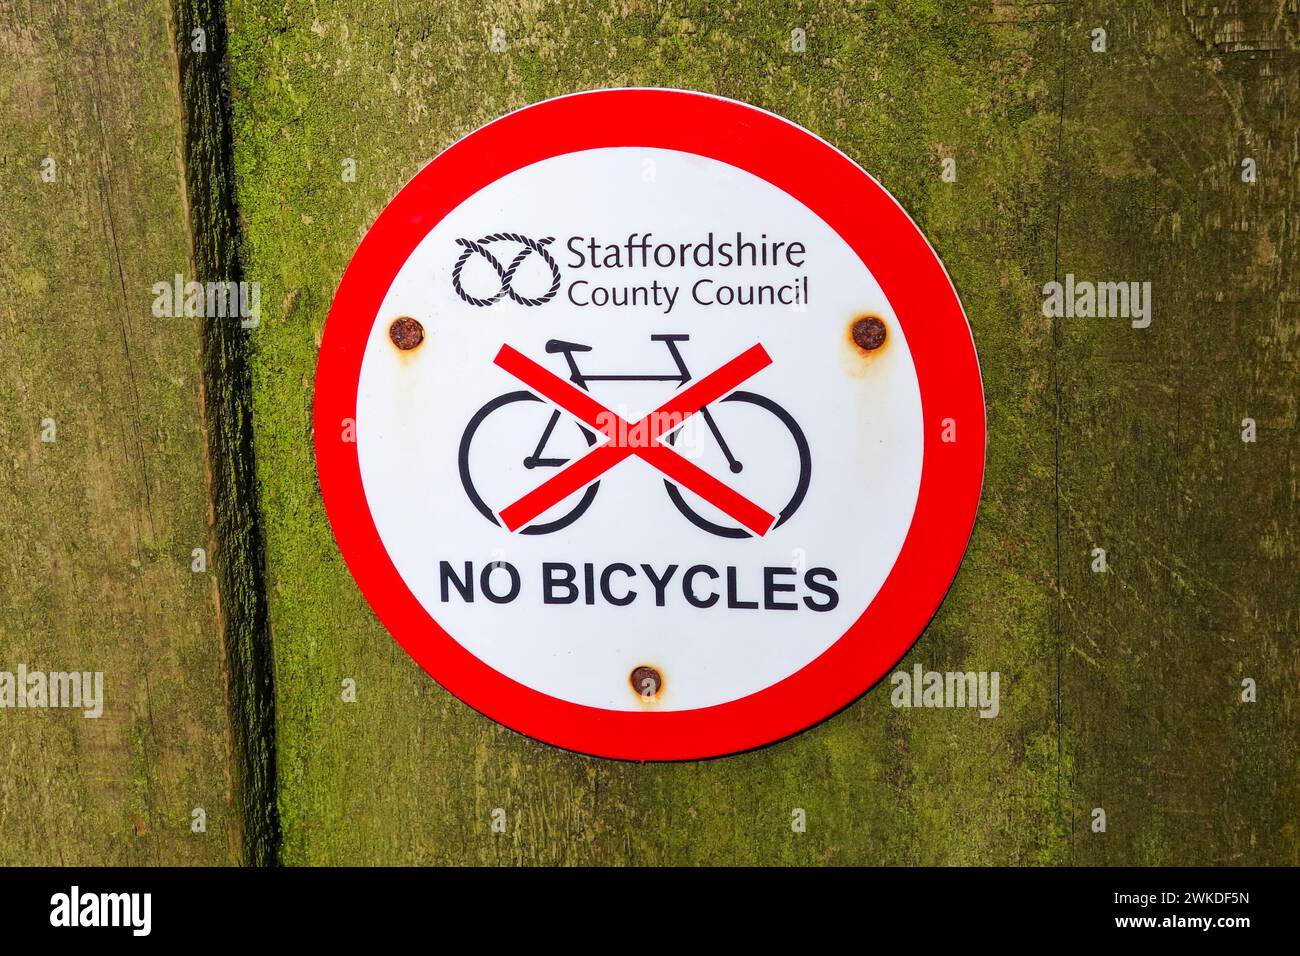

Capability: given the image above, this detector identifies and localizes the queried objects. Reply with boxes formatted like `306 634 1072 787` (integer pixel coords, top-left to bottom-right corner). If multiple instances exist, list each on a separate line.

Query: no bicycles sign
315 89 985 759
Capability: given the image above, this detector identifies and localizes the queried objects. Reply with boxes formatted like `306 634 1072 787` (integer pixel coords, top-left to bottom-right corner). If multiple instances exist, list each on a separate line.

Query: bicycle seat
545 339 592 354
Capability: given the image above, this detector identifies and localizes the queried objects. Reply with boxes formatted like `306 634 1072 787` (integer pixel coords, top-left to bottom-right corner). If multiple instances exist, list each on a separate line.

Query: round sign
315 89 985 759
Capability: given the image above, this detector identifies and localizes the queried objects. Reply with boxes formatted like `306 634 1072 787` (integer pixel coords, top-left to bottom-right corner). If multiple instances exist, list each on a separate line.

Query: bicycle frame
549 333 693 387
525 335 742 473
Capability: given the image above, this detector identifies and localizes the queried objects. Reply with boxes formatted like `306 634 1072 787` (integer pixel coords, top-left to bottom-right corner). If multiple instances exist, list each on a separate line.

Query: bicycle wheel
663 390 811 539
458 391 599 535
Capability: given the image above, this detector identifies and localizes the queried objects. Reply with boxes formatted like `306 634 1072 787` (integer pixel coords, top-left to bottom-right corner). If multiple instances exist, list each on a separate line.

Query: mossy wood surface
0 0 243 865
1 0 1295 866
228 0 1298 865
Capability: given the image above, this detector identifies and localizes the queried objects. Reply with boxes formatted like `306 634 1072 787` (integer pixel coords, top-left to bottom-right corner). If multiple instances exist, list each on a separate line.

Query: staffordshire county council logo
452 232 562 306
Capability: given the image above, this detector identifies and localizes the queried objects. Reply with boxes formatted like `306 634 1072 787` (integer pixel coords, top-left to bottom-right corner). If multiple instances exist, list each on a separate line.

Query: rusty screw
389 316 425 350
630 665 663 699
851 316 887 351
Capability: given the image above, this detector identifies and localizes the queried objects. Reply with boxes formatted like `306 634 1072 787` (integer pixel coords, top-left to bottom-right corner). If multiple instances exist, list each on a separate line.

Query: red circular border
314 89 985 760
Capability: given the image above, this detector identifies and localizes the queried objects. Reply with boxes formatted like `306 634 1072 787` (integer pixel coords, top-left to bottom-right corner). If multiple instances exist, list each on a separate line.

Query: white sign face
316 90 985 759
356 147 923 712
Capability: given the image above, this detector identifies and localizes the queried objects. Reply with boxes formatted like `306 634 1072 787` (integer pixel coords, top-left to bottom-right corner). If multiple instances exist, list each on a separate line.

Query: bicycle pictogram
458 334 811 538
452 233 562 306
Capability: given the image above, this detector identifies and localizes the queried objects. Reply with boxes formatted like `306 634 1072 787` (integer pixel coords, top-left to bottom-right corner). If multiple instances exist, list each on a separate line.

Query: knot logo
452 232 561 306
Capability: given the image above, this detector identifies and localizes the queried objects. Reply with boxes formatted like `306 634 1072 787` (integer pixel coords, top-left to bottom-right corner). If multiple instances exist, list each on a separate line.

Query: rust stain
842 314 890 379
630 665 664 704
388 316 425 351
849 315 887 353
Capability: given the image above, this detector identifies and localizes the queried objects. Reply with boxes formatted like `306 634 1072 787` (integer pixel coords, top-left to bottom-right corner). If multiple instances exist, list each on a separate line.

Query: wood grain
0 0 241 864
